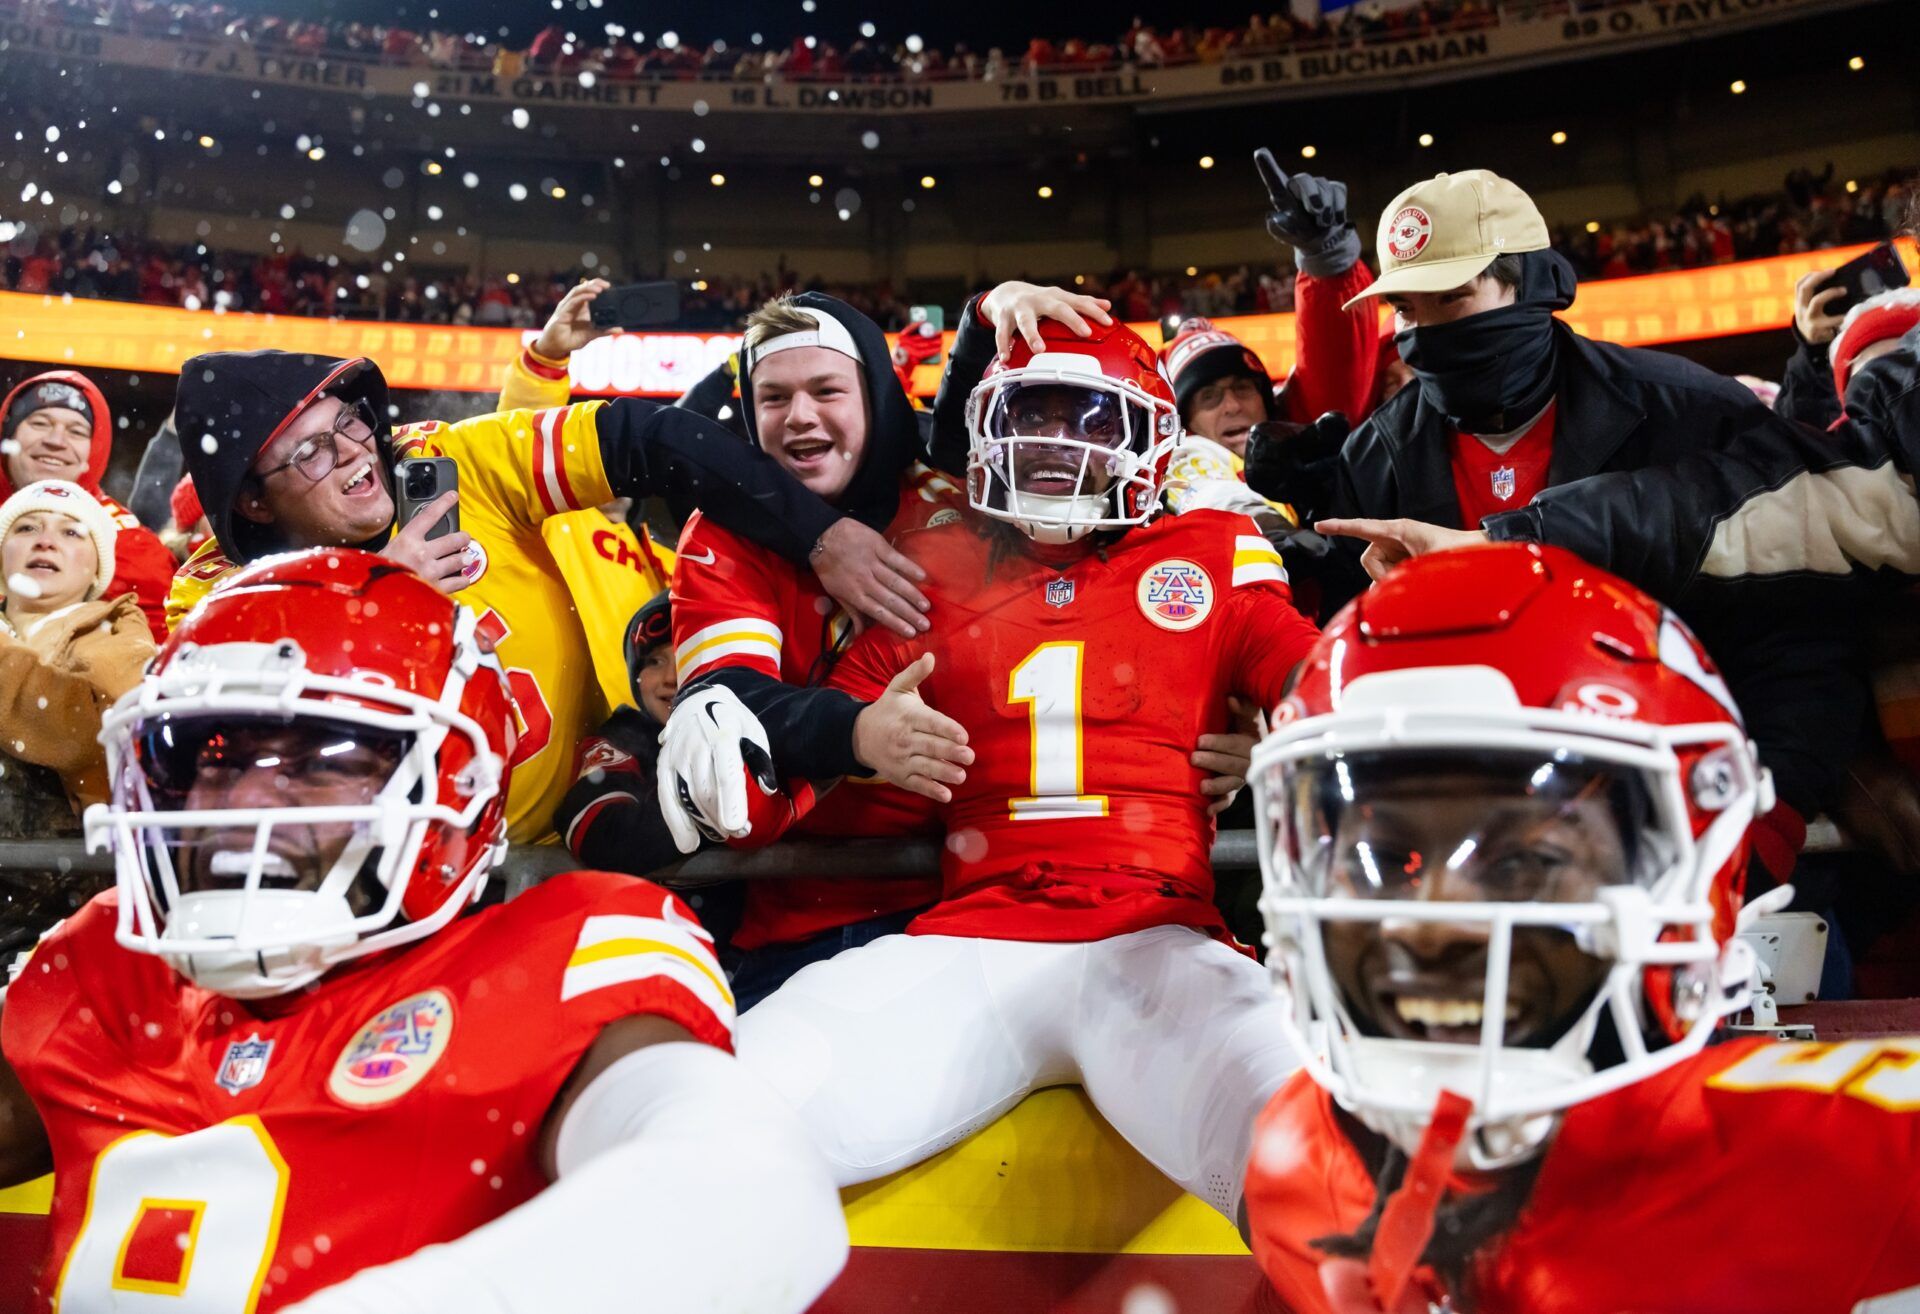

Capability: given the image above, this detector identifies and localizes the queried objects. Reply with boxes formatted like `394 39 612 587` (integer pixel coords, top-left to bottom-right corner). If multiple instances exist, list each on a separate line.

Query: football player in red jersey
0 550 845 1313
660 317 1321 1225
1242 542 1920 1314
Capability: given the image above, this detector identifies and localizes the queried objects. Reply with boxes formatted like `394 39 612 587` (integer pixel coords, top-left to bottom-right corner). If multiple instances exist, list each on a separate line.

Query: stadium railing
0 818 1856 893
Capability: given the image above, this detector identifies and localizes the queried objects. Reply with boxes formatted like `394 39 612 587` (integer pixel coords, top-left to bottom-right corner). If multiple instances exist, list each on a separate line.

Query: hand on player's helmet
1315 517 1488 583
656 685 781 854
532 277 616 360
1256 152 1362 279
979 280 1115 357
811 518 931 639
380 491 477 594
852 653 974 804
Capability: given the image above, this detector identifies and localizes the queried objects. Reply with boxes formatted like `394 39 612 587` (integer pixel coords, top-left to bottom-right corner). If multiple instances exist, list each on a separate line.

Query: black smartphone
588 281 683 330
395 457 459 540
1819 243 1910 315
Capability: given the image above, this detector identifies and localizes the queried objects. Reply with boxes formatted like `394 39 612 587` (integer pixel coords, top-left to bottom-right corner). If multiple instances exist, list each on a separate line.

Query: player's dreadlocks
1310 1106 1549 1312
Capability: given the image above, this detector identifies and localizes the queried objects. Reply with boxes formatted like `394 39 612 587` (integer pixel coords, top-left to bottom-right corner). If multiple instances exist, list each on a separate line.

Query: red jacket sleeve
108 522 176 641
1280 261 1381 428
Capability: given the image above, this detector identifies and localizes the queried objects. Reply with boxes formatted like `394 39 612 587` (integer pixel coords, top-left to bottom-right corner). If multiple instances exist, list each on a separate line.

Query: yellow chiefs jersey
167 348 617 844
510 349 677 717
542 513 675 715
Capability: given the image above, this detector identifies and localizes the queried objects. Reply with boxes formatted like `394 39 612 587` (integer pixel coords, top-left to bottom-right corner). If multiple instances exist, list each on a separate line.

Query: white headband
748 308 864 371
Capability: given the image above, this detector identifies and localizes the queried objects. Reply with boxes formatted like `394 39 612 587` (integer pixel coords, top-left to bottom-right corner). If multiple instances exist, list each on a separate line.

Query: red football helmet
91 548 514 998
965 317 1181 543
1251 543 1771 1167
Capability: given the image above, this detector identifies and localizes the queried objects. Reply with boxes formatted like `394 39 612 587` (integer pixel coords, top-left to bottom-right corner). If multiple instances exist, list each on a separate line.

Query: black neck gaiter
1393 249 1578 436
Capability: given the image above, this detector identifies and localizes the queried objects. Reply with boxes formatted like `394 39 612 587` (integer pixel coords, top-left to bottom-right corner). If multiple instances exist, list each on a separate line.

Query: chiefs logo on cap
1386 206 1433 262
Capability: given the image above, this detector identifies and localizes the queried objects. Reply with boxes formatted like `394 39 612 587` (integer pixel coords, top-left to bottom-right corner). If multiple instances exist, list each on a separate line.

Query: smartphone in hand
395 457 460 540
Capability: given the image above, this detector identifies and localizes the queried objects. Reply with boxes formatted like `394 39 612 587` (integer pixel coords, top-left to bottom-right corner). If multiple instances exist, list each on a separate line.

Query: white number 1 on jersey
1007 642 1109 821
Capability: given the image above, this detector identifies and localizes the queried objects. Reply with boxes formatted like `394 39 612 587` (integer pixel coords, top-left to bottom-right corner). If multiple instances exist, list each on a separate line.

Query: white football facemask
965 356 1180 544
1252 665 1768 1170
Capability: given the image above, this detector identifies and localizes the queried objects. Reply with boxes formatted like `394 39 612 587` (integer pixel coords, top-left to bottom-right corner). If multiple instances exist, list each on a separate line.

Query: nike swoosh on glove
655 685 780 854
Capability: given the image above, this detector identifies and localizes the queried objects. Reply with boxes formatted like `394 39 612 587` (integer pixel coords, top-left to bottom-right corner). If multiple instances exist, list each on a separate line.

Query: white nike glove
656 686 778 854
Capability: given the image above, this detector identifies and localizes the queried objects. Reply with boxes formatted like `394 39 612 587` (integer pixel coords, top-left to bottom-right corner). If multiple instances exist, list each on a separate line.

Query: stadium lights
1185 265 1198 276
1847 179 1859 194
1848 56 1864 71
1417 134 1433 148
808 173 824 187
860 21 876 37
710 173 726 186
920 175 936 189
550 185 566 198
692 279 709 291
1199 155 1215 169
1585 220 1600 233
307 147 325 161
198 135 215 148
1037 185 1054 199
1073 274 1085 286
1551 131 1568 145
506 272 520 284
1729 79 1747 94
1300 145 1317 159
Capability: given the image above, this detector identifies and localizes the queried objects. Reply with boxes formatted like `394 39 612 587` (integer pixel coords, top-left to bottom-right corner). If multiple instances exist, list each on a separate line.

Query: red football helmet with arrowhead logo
965 316 1181 544
1252 542 1771 1168
93 548 514 998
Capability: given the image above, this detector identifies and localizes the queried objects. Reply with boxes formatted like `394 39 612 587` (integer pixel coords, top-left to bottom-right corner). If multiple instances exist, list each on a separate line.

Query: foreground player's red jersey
671 466 957 950
1246 1038 1920 1314
3 871 734 1312
824 508 1318 942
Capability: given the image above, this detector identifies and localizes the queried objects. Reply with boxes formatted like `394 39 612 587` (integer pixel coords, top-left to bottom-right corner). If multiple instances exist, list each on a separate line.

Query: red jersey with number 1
820 508 1319 942
3 872 734 1312
670 465 959 950
1246 1038 1920 1314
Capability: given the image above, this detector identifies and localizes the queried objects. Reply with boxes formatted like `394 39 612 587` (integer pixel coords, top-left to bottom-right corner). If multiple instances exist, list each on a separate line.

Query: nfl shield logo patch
216 1034 275 1096
1045 578 1075 608
1491 465 1516 501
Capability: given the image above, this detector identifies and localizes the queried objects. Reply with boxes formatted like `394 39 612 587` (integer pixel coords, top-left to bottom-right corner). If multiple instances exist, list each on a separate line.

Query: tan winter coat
0 594 156 813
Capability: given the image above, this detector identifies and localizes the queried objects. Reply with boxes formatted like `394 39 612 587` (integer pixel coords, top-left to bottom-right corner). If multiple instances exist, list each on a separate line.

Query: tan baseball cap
1344 169 1549 310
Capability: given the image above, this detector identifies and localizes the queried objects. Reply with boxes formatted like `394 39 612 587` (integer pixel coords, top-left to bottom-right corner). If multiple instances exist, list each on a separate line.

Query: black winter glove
1243 411 1350 504
1255 148 1362 280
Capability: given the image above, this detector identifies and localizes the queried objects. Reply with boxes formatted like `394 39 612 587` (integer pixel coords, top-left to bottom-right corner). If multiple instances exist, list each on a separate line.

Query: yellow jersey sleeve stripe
678 638 782 682
565 936 735 1007
674 618 784 663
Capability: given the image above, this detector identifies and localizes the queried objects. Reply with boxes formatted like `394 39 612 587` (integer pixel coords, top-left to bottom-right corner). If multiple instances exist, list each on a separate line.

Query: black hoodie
175 351 394 565
677 293 941 784
176 348 851 570
731 292 926 532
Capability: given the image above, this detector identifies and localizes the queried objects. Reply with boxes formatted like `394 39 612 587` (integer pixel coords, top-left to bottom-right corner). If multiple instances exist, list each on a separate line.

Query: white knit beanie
0 479 119 601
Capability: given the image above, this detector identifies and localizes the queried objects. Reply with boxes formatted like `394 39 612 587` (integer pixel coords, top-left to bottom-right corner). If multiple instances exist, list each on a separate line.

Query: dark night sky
239 0 1266 53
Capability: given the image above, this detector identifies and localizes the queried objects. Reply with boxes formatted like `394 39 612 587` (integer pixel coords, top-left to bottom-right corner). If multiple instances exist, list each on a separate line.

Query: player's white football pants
736 925 1300 1218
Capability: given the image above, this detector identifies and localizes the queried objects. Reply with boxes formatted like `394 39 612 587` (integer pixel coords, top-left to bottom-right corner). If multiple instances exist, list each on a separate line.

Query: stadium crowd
15 0 1506 82
5 166 1911 330
0 115 1918 1308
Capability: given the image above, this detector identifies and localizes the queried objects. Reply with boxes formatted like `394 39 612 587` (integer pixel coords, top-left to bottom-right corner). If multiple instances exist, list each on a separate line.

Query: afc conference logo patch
1491 465 1516 501
328 989 456 1107
1386 206 1433 262
1046 578 1075 608
1137 558 1214 631
215 1033 275 1096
